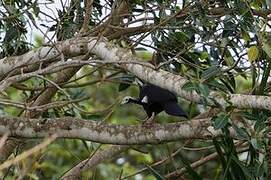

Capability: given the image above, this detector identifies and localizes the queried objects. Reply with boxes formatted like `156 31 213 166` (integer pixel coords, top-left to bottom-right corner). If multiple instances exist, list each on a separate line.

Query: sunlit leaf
247 46 259 62
200 51 209 60
135 50 153 61
241 30 250 42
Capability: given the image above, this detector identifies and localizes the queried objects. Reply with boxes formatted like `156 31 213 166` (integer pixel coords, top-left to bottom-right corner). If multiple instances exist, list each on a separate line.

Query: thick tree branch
0 1 148 167
0 116 236 144
0 38 90 77
0 67 84 162
1 37 271 110
79 37 271 111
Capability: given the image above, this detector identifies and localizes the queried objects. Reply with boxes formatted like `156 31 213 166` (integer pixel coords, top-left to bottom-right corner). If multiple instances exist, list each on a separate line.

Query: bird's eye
121 97 130 104
126 97 131 103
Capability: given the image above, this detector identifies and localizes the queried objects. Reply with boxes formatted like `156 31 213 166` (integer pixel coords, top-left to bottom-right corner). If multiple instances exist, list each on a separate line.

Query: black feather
137 84 187 118
163 101 187 117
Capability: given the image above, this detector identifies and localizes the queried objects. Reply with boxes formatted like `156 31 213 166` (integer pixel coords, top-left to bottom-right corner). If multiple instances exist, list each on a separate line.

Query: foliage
1 0 271 179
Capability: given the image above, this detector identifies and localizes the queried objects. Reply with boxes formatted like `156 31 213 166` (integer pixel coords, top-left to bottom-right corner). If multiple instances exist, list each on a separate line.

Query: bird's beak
120 100 126 105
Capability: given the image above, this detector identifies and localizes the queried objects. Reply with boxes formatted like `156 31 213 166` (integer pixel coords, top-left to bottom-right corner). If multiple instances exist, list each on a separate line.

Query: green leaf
220 75 235 93
182 81 197 92
254 119 266 132
207 80 229 93
4 26 18 42
33 2 40 16
258 61 271 94
251 2 261 10
231 156 254 178
247 46 259 62
82 114 102 121
198 84 210 97
263 127 271 134
266 0 271 9
231 156 247 179
213 140 228 173
250 138 263 150
175 31 190 42
81 140 90 152
233 125 250 140
227 72 236 91
212 113 230 130
135 50 153 61
224 49 234 66
240 111 258 121
34 34 44 48
262 39 271 58
241 30 250 42
178 153 203 180
200 51 209 60
116 75 134 91
256 161 264 177
145 164 165 180
118 83 131 92
201 66 221 80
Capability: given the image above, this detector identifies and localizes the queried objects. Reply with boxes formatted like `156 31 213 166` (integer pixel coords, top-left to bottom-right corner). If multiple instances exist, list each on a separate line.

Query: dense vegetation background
1 0 271 179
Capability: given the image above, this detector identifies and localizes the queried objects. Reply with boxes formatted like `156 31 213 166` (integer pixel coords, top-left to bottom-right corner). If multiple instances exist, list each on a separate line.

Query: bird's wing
163 101 187 118
139 84 177 103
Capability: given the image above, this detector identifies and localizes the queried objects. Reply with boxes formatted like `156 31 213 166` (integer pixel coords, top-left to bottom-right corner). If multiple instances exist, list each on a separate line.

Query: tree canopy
1 0 271 179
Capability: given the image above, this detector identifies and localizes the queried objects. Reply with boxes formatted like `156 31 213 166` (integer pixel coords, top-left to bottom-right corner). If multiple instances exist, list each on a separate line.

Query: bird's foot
142 113 155 128
142 120 155 128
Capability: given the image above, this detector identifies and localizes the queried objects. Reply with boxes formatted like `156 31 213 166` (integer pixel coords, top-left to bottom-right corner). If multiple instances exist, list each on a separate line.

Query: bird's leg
142 112 155 128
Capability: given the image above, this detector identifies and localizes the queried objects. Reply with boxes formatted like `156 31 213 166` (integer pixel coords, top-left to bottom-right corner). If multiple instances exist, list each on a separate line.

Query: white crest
141 96 148 103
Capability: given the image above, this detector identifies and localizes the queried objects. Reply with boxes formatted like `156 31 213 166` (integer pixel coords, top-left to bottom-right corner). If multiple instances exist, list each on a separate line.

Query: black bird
121 84 187 125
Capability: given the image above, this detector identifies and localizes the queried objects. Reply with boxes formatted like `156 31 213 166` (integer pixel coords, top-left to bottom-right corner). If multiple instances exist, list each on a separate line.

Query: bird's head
121 96 133 105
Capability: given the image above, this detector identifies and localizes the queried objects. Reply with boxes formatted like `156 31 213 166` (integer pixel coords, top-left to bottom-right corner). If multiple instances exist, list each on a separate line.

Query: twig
121 140 192 180
0 133 9 151
0 134 58 171
61 145 128 179
80 0 94 33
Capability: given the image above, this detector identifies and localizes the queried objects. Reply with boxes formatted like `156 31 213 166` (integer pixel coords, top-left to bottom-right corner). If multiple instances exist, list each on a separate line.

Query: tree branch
61 145 128 179
80 0 94 33
0 116 236 144
2 37 271 110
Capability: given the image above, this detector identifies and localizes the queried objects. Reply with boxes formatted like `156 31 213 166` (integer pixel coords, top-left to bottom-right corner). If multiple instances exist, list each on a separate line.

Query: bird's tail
163 102 188 118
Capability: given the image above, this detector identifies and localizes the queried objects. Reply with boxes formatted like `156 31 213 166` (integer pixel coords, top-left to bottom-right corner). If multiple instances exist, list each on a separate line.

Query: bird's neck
129 98 144 105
